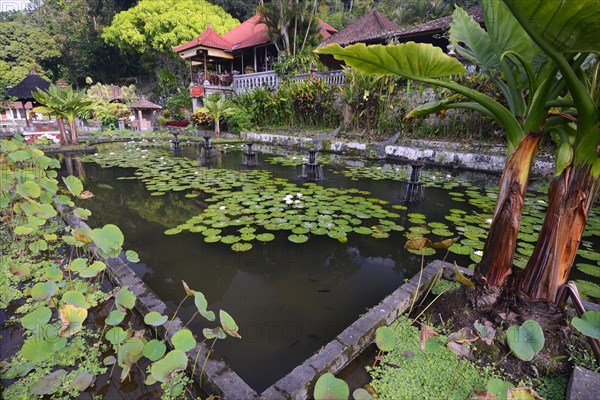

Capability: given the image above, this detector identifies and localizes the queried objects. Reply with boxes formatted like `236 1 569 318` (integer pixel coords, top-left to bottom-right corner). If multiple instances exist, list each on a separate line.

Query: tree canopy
102 0 240 54
0 19 60 84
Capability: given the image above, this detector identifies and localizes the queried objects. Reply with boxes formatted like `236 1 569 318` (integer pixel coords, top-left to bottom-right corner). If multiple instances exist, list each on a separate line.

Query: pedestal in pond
300 149 324 181
242 142 258 167
170 128 181 155
399 162 425 203
200 135 215 164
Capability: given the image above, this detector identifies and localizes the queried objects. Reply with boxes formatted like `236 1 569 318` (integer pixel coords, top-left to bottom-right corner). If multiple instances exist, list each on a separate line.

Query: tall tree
27 0 139 85
0 17 60 84
258 0 323 57
211 0 261 21
102 0 239 54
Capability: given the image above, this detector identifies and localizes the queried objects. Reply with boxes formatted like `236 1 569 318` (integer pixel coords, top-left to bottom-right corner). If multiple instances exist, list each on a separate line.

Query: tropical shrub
164 88 192 121
190 110 213 127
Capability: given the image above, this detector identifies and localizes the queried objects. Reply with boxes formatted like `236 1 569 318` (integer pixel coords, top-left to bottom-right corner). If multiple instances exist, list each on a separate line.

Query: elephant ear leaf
482 0 536 62
502 0 600 52
315 42 465 80
450 6 499 70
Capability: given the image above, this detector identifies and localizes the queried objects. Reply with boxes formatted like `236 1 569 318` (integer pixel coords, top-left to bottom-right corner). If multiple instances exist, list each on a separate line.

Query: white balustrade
231 70 345 93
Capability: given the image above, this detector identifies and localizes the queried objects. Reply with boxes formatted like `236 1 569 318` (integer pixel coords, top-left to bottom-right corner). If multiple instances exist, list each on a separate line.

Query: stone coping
57 201 462 399
241 131 553 176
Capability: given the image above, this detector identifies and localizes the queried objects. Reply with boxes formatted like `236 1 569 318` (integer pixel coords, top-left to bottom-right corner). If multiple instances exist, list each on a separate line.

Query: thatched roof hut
7 68 51 101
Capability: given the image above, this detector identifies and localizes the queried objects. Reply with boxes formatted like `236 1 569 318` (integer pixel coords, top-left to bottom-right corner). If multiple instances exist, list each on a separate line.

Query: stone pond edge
57 201 463 399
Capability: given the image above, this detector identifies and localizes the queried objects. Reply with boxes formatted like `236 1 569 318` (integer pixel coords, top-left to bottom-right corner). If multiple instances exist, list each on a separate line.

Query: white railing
232 71 280 93
231 70 345 93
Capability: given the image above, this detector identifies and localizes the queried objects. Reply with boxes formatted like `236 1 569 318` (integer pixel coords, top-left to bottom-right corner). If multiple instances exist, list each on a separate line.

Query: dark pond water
61 142 599 392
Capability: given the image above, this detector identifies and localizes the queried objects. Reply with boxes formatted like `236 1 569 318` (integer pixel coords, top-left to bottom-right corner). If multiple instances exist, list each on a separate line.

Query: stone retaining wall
241 132 554 176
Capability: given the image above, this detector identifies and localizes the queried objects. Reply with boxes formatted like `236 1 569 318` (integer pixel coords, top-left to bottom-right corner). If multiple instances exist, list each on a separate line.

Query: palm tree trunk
67 117 78 145
473 131 542 308
519 163 600 301
56 117 68 145
214 119 220 138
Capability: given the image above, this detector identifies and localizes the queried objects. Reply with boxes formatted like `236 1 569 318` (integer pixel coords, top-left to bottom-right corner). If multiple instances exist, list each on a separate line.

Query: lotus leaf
150 350 188 382
171 329 196 352
21 306 52 330
106 327 128 345
571 311 600 340
144 311 168 327
314 372 349 400
31 281 56 300
506 320 545 361
61 291 90 308
143 339 167 361
59 304 88 337
106 310 126 326
115 286 136 311
220 310 241 338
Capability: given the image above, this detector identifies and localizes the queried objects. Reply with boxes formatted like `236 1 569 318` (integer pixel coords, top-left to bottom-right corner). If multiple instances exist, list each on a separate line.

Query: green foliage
535 375 568 400
314 372 350 400
33 85 92 145
0 20 60 85
164 88 193 122
506 320 545 361
231 78 341 130
258 0 322 57
102 0 239 53
368 317 487 399
571 311 600 340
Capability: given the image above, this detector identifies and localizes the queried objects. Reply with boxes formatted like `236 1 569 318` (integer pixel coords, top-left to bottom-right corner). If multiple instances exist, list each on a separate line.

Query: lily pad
31 281 57 300
375 326 395 352
144 311 168 327
220 309 241 338
106 327 128 345
70 371 94 391
506 320 545 361
571 311 600 340
21 306 52 330
150 349 188 382
288 234 309 243
314 373 349 400
171 329 196 352
232 242 253 252
61 291 90 309
203 327 227 340
256 233 275 242
115 286 136 311
58 304 88 337
143 339 167 362
106 310 127 326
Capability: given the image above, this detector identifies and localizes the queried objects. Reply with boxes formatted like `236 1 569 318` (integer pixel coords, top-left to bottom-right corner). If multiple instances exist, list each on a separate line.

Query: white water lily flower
537 200 546 204
109 152 115 155
485 218 493 224
141 156 146 158
94 153 99 156
285 199 293 205
160 157 164 160
294 199 301 204
474 250 484 257
296 193 303 198
219 206 227 210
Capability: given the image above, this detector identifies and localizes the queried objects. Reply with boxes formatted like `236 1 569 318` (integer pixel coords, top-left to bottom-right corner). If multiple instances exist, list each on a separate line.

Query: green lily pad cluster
172 181 405 250
84 146 406 250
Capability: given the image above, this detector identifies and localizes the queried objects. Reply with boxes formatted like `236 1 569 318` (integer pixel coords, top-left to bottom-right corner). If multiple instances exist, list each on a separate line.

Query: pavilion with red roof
174 14 337 86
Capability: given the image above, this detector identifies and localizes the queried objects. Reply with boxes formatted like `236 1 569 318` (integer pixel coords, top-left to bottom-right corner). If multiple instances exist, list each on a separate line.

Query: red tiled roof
174 14 339 54
320 8 399 47
173 25 233 53
319 20 338 39
222 14 269 50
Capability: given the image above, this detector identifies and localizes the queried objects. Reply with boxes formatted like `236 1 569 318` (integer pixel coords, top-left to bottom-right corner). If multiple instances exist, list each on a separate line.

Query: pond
61 140 600 392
